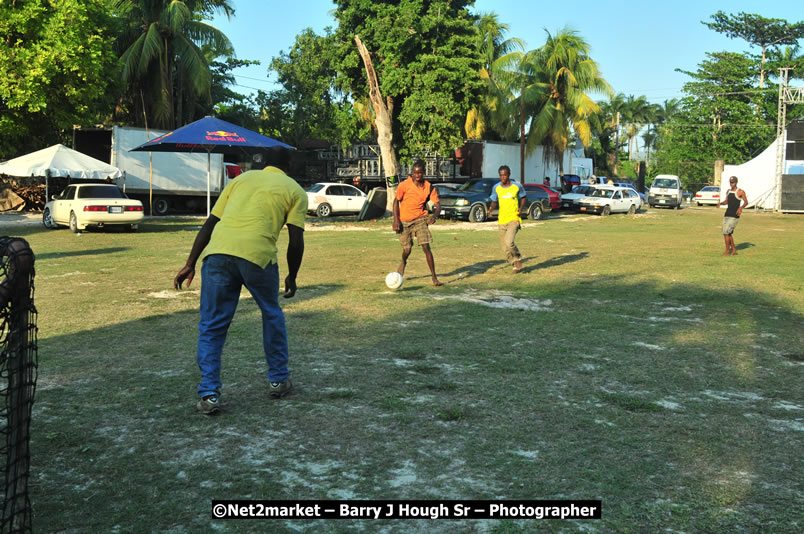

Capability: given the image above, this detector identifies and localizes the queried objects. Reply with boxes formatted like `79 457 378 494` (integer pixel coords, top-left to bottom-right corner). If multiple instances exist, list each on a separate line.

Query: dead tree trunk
354 35 399 215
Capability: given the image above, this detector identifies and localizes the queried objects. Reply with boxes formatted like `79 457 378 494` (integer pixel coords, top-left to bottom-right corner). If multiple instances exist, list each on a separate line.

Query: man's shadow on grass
439 259 507 282
735 242 755 251
36 247 130 261
519 252 589 274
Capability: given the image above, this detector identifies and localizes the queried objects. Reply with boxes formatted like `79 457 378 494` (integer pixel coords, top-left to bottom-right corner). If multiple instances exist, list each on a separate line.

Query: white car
561 185 597 210
306 182 368 217
695 186 721 206
43 183 144 233
577 185 642 216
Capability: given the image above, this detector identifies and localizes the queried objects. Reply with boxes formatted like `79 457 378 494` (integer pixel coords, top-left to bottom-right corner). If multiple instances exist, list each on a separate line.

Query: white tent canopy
0 144 122 179
0 144 123 202
723 132 804 210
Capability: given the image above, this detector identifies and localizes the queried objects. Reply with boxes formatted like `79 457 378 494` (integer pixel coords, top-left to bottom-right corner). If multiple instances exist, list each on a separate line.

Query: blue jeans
197 254 289 398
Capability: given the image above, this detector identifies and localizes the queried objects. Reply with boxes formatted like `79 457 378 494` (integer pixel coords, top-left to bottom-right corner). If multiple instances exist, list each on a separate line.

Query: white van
649 174 683 209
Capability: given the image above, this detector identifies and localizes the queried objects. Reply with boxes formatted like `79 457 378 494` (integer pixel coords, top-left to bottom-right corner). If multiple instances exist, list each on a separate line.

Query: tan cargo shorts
399 216 432 247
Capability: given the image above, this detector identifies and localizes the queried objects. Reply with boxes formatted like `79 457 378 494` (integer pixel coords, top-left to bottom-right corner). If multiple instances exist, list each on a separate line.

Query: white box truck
72 125 228 215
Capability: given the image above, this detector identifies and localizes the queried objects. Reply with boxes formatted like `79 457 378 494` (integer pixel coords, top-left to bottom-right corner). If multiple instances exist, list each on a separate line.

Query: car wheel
69 211 80 233
469 203 486 223
528 203 544 220
152 197 170 216
627 204 636 215
43 207 55 229
601 205 611 216
316 203 332 217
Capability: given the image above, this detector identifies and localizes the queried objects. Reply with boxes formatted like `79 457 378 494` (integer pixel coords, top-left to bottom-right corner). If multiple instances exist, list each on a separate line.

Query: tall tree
0 0 118 159
113 0 234 129
333 0 483 209
261 28 370 148
621 94 651 161
465 12 524 140
702 11 804 88
527 28 612 177
654 52 774 187
492 49 547 180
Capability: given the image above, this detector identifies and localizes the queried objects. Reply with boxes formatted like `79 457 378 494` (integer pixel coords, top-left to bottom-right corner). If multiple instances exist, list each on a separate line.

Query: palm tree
621 94 651 161
114 0 234 129
594 93 626 174
465 12 524 140
527 28 612 176
492 49 548 179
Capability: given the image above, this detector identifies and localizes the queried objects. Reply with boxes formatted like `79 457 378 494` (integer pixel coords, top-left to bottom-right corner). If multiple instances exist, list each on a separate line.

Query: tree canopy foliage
652 51 777 186
332 0 483 162
0 0 118 158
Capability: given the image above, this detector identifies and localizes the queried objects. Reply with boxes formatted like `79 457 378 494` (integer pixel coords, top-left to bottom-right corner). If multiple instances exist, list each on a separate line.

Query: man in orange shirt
392 160 442 286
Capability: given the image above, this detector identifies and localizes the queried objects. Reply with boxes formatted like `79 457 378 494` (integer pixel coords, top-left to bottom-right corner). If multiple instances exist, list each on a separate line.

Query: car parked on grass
438 177 552 222
649 174 683 209
577 185 642 216
43 183 144 233
306 182 368 217
694 186 721 206
560 174 581 193
561 185 597 210
523 183 561 210
431 182 463 198
613 182 648 205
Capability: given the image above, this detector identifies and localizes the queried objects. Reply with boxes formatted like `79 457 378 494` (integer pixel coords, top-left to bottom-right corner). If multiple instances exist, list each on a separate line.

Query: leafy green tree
702 11 804 88
333 0 483 189
258 28 370 148
0 0 118 158
113 0 234 129
653 52 775 186
208 54 261 130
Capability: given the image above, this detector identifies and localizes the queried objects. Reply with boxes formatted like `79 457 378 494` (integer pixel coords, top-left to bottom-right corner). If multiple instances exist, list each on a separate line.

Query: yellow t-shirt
491 181 526 225
201 167 307 268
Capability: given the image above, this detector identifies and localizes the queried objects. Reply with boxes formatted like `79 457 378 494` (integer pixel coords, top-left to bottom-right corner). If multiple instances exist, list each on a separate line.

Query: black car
438 178 552 222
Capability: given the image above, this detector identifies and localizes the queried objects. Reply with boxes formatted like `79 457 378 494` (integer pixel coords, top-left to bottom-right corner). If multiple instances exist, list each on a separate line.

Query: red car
524 183 561 210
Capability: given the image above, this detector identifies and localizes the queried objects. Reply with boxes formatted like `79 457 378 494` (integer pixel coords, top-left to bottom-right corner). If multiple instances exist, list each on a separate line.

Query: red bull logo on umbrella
205 130 246 142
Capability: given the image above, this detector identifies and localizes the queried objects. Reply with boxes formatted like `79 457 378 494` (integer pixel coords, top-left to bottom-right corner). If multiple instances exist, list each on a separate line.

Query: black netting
0 238 37 533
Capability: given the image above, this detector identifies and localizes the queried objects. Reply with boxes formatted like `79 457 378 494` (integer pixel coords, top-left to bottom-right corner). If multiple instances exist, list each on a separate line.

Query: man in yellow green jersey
487 165 527 273
174 150 307 414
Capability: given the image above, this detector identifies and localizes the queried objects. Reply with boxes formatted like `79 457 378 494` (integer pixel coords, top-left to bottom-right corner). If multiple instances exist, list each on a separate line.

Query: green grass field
1 206 801 533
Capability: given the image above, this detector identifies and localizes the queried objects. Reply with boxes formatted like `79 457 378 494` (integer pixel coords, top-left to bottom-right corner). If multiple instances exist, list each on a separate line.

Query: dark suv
438 178 552 222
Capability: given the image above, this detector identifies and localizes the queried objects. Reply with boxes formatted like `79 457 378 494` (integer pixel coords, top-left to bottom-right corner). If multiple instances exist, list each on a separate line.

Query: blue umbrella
130 116 295 215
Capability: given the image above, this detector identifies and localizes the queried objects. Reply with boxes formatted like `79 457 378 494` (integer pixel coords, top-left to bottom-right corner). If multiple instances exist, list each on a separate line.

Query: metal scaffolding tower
775 68 804 211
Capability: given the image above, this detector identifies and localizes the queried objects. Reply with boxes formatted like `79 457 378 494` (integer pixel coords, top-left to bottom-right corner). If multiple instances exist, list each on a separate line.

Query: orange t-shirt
395 177 439 222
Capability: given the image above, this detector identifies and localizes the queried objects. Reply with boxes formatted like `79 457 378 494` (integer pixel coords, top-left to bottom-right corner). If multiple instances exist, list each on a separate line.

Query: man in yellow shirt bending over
174 150 307 414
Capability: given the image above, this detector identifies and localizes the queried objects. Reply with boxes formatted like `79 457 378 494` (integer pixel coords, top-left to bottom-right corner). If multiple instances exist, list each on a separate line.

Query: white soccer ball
385 271 404 290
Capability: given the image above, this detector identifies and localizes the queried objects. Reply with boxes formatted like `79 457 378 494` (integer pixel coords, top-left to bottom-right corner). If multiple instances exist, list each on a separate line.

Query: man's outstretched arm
283 224 305 298
174 215 219 289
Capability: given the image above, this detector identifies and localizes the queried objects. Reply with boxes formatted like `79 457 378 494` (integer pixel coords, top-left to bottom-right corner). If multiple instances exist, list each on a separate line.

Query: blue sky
211 0 800 104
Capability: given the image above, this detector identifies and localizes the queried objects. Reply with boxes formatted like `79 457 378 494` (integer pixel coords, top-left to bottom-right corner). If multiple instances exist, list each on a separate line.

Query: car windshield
653 178 678 188
572 186 593 194
306 184 325 193
77 186 126 199
458 180 493 194
702 186 718 191
590 189 614 198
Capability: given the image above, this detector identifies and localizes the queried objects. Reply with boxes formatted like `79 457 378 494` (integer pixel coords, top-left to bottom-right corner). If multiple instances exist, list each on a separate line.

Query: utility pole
613 111 620 176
